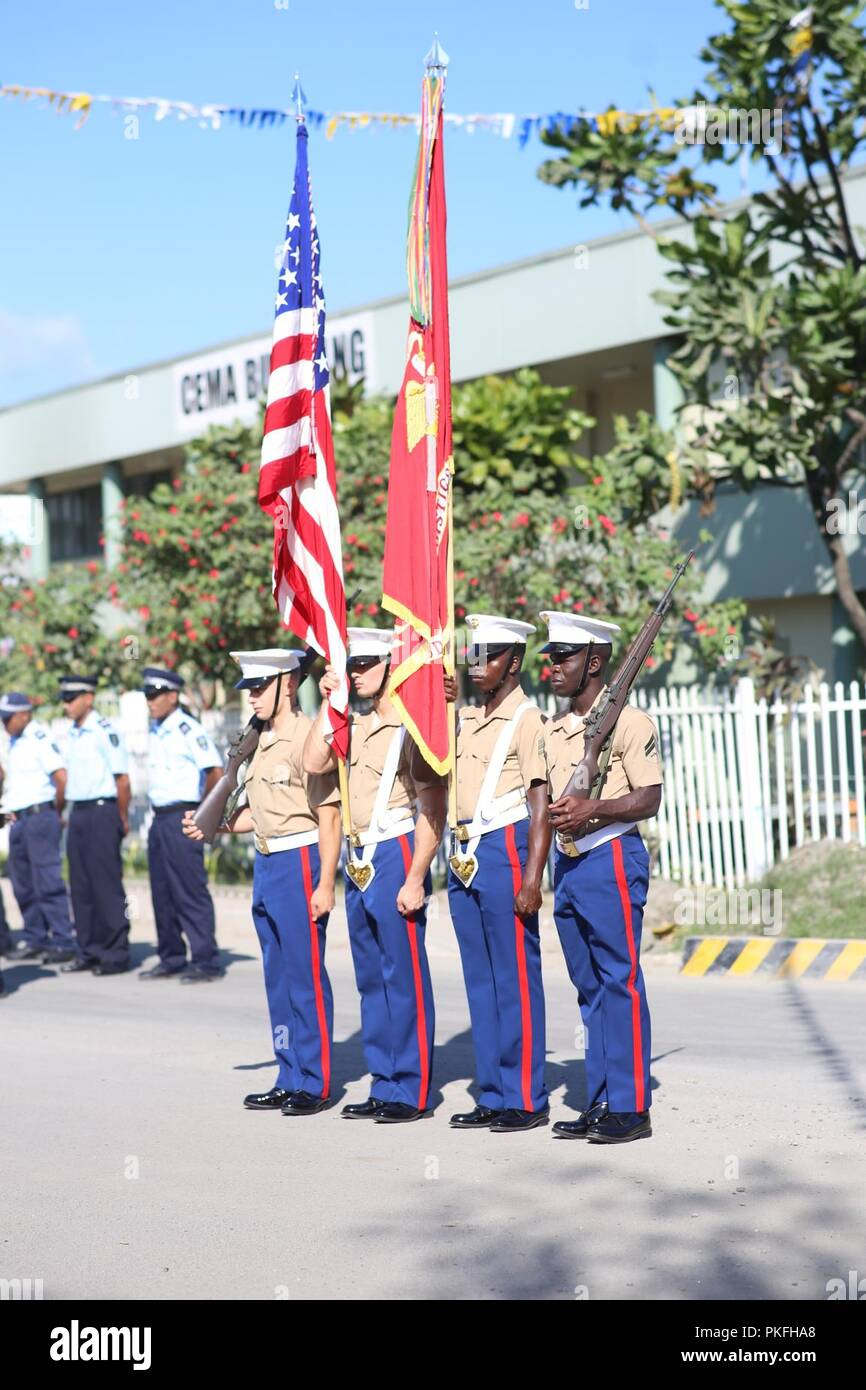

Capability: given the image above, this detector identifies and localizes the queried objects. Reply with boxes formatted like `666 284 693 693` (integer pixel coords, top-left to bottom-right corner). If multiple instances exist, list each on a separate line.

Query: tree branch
807 102 861 267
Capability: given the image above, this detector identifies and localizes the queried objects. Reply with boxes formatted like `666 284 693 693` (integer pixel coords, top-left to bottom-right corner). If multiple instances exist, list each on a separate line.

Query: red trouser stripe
398 834 429 1111
611 836 644 1112
504 823 534 1112
300 845 330 1099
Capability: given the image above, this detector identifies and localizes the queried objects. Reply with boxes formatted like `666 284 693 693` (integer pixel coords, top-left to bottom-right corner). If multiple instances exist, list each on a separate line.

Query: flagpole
423 35 458 836
290 69 352 845
445 464 458 845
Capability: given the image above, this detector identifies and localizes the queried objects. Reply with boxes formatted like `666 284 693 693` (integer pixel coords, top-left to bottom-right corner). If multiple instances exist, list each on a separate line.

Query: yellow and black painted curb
680 936 866 981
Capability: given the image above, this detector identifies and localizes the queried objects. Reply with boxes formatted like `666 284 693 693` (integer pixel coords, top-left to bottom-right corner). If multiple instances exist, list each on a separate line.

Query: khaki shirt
455 684 547 823
546 693 663 818
348 709 441 833
244 712 339 846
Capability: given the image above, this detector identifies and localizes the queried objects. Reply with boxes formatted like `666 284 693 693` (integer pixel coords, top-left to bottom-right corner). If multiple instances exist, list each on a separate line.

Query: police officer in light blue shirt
59 674 132 976
0 691 75 963
139 667 223 982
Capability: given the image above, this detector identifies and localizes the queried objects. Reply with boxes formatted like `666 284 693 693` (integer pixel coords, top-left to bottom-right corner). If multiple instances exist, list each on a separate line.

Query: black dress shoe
60 958 95 973
587 1111 652 1144
179 965 223 984
552 1102 609 1140
341 1097 389 1119
139 962 184 980
374 1102 427 1124
450 1105 501 1128
244 1087 293 1110
490 1107 550 1132
281 1091 330 1116
92 963 129 976
43 948 76 965
15 944 47 960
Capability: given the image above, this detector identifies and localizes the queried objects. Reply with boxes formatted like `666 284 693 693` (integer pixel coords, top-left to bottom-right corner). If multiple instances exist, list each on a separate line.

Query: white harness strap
451 701 535 884
347 725 407 890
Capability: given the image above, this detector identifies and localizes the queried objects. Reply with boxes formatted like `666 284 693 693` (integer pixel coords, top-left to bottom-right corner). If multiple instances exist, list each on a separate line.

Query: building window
127 469 172 500
46 485 102 562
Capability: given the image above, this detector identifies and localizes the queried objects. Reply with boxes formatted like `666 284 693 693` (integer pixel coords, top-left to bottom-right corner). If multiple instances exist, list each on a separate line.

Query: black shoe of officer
374 1102 427 1123
490 1106 550 1133
281 1091 330 1116
60 958 95 973
450 1104 501 1129
15 944 46 961
92 963 129 976
244 1087 293 1110
587 1111 652 1144
43 947 76 965
341 1097 389 1119
179 964 223 984
139 962 184 980
552 1101 609 1140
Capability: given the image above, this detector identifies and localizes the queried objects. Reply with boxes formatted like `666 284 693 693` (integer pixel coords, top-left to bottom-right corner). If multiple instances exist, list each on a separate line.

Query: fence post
735 677 770 881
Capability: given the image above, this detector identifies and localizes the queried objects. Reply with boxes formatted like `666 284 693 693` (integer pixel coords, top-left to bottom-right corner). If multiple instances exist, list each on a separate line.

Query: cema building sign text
173 312 374 435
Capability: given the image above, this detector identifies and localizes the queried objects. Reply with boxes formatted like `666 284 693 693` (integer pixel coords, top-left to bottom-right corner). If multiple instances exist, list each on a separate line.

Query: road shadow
344 1152 865 1300
0 961 57 994
783 983 866 1133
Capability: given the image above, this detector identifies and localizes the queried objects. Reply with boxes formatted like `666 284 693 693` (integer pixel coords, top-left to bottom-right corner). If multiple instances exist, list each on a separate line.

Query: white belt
449 799 528 889
344 817 415 893
256 827 319 855
458 799 528 842
556 821 634 859
354 817 415 848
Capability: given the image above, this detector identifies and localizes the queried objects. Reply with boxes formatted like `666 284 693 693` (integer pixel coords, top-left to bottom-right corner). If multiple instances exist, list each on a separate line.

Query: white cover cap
347 627 393 661
230 648 303 688
465 613 536 646
539 612 621 649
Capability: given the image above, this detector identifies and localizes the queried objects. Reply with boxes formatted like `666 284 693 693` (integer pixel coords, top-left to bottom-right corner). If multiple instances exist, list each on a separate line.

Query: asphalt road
2 884 865 1302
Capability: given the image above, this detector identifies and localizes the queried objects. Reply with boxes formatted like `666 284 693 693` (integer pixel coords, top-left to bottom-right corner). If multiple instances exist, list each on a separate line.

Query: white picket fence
629 678 866 889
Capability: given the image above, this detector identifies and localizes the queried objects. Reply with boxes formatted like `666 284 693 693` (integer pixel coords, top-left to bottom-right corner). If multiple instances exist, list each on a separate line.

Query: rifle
559 552 694 808
192 646 320 844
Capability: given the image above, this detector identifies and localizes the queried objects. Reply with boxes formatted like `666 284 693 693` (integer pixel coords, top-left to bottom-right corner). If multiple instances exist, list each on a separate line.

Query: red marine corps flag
381 40 454 775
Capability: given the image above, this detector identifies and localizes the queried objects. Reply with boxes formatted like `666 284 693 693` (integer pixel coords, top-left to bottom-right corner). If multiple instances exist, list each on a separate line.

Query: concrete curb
680 934 866 980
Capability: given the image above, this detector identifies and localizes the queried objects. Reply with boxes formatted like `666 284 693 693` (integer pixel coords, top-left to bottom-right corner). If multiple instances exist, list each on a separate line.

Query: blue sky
2 0 729 407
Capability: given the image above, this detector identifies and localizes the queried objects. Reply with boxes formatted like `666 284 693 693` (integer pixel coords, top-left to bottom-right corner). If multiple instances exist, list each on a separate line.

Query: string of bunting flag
0 83 793 146
0 14 814 146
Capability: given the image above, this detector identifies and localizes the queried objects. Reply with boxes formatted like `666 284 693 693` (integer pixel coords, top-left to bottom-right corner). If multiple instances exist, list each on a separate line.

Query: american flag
258 118 349 758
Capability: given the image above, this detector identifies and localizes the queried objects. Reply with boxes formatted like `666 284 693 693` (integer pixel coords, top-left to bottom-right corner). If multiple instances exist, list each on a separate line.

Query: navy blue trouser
148 808 219 971
67 800 130 969
448 820 547 1112
8 809 74 949
0 880 11 953
251 844 333 1097
553 831 652 1114
344 833 435 1110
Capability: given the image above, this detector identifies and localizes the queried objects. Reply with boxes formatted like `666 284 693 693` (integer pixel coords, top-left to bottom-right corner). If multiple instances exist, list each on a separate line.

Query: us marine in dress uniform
57 675 131 976
541 612 663 1145
139 667 223 983
185 649 341 1116
0 691 75 964
305 628 446 1124
444 615 551 1132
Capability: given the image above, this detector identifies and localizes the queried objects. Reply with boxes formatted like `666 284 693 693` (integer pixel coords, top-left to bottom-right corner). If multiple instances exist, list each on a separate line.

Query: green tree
0 545 127 706
112 417 287 706
37 372 737 707
332 372 743 681
537 0 866 660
